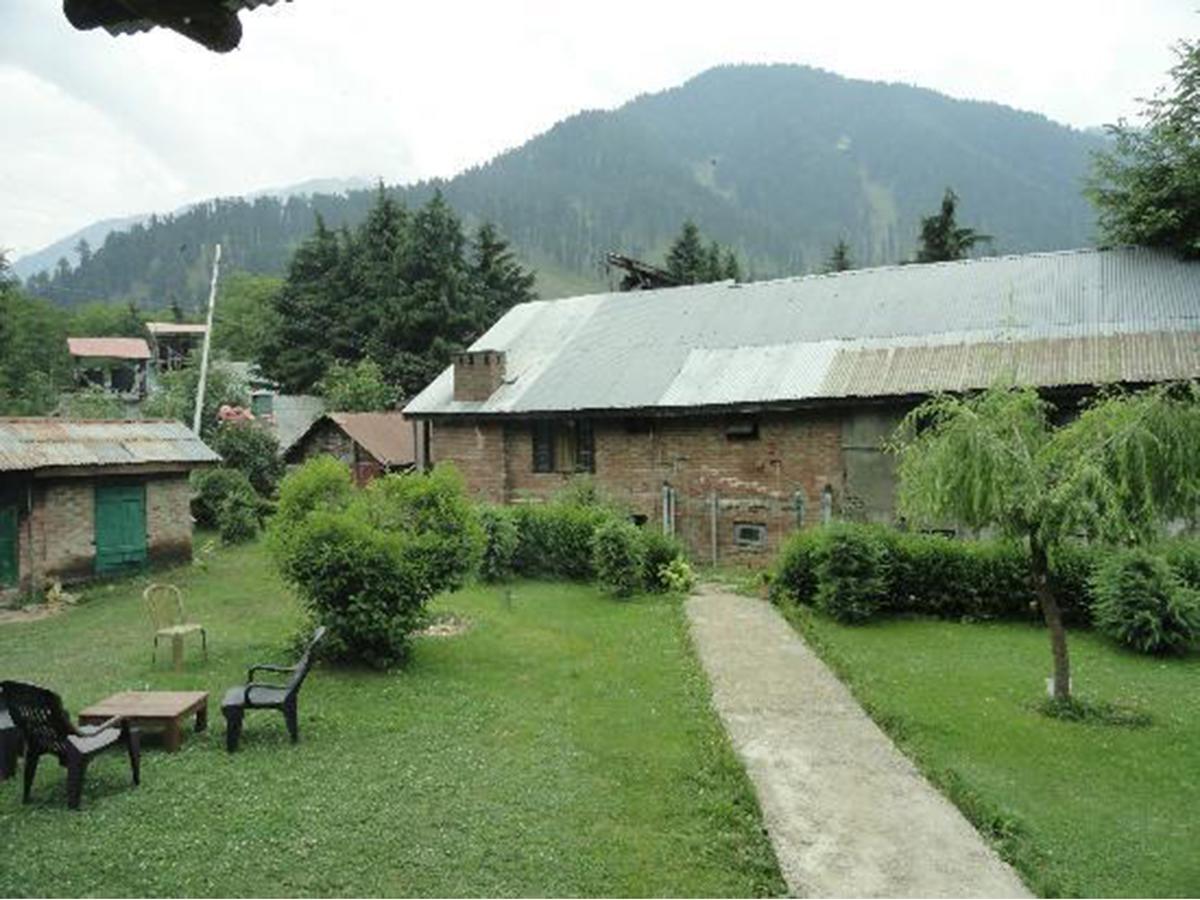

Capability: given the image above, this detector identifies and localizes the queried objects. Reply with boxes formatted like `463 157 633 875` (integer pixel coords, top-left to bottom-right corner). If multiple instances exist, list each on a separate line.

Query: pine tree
722 249 741 282
665 221 707 284
915 189 991 262
825 239 853 272
704 241 722 282
471 222 537 331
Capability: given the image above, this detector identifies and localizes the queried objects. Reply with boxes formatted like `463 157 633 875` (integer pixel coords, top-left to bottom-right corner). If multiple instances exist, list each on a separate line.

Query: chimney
453 350 506 402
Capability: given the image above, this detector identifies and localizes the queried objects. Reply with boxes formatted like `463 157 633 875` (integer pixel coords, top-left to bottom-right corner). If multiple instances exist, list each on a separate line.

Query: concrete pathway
686 588 1030 898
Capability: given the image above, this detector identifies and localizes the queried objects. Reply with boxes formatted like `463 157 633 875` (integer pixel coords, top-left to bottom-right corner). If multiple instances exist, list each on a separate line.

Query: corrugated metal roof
0 419 220 473
272 394 325 454
67 337 151 360
406 247 1200 417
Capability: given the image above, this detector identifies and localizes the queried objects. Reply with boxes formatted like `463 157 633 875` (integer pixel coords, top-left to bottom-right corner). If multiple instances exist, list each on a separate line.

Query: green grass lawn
787 608 1200 898
0 540 783 897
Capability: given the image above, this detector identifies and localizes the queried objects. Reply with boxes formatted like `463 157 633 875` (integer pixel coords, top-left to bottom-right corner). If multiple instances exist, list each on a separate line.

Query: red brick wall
429 412 845 564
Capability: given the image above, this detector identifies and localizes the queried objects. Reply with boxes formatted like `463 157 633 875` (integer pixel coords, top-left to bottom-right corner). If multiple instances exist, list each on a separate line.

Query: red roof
287 412 414 467
67 337 151 360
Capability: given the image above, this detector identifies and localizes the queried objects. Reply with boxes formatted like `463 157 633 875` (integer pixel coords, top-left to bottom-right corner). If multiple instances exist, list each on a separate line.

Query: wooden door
94 484 147 574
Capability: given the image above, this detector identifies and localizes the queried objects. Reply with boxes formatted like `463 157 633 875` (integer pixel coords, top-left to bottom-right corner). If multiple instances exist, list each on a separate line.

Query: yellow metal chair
143 583 207 671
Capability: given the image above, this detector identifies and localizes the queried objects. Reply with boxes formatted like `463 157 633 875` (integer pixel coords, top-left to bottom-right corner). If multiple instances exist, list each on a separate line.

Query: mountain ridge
22 63 1107 307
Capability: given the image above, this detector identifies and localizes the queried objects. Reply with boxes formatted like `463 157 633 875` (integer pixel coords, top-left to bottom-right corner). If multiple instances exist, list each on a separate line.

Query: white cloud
1 0 1195 258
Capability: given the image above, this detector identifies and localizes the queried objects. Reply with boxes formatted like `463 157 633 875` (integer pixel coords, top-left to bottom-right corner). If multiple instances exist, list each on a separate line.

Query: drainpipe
710 491 718 566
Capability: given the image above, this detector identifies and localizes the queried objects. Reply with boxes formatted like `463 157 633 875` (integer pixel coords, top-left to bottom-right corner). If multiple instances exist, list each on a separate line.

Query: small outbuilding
68 337 152 399
284 412 414 485
0 419 220 601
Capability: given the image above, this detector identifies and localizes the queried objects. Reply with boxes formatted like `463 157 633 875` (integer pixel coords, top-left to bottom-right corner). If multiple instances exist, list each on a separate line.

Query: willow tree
891 382 1200 700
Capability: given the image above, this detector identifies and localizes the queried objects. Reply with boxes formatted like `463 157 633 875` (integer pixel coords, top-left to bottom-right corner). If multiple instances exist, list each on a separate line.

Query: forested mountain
21 64 1105 309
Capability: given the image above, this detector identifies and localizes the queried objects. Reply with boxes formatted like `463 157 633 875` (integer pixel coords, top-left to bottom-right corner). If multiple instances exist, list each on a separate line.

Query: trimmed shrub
1163 538 1200 591
815 524 889 623
1090 549 1200 654
771 528 826 607
270 455 355 557
191 467 258 530
591 519 646 598
356 465 484 593
512 502 618 580
210 424 285 497
641 530 688 592
478 506 520 582
279 510 431 667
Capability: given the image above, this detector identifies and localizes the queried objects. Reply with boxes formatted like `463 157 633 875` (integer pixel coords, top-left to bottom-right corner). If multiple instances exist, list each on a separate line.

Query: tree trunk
1030 532 1071 701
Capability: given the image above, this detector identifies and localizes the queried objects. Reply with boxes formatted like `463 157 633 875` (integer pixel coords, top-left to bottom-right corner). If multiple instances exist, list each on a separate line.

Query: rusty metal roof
406 247 1200 417
67 337 151 360
329 413 414 467
287 412 414 467
0 419 220 473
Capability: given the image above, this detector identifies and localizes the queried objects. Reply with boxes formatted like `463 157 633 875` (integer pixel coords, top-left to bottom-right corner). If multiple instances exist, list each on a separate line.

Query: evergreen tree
704 241 723 282
915 189 991 262
722 249 741 282
825 238 853 272
1087 38 1200 258
74 238 92 268
470 222 536 329
665 221 708 284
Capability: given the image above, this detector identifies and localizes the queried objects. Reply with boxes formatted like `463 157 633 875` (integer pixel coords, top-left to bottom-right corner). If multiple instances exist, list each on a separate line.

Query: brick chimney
453 350 506 402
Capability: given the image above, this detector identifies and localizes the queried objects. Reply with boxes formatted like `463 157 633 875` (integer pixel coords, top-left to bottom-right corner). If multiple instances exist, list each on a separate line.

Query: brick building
0 419 219 601
405 248 1200 564
285 412 414 486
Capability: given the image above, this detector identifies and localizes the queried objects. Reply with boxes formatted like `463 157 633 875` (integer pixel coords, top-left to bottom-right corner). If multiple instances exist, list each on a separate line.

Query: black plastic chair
221 626 326 752
0 685 22 781
0 680 140 810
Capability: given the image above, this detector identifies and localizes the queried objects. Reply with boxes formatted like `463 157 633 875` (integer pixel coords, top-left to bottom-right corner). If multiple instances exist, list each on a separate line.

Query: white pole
192 243 221 435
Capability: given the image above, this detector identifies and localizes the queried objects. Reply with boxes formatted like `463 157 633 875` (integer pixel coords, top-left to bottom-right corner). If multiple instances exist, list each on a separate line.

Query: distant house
0 419 220 600
67 337 151 399
405 247 1200 564
146 322 207 372
285 412 415 485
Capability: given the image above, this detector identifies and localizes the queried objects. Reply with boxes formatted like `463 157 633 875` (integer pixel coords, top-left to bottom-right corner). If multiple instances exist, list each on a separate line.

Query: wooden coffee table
79 691 208 752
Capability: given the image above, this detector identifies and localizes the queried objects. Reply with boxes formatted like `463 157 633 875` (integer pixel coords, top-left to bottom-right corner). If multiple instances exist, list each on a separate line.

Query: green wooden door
0 506 17 587
95 484 147 575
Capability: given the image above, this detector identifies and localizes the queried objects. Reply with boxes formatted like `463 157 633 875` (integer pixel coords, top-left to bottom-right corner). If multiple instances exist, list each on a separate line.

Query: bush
1162 538 1200 591
591 519 646 598
274 463 483 667
211 424 284 496
771 528 826 607
658 557 697 594
641 530 687 592
512 502 618 580
191 467 258 530
217 488 260 544
278 510 431 667
479 506 520 582
356 465 484 593
814 523 889 623
1090 549 1200 654
270 455 355 556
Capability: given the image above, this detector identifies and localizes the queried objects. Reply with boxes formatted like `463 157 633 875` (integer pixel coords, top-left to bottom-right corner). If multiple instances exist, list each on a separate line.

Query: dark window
531 420 595 474
733 521 768 549
532 421 555 472
725 419 760 441
251 393 274 416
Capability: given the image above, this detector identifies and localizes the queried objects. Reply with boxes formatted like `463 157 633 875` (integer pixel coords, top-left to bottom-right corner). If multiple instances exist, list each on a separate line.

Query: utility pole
192 243 221 435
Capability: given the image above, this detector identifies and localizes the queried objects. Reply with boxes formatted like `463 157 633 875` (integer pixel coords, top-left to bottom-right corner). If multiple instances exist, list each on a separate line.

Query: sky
1 0 1196 260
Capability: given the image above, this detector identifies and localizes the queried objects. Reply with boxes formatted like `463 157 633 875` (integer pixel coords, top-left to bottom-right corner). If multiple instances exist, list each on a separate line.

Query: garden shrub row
772 522 1097 625
773 523 1200 653
479 500 693 595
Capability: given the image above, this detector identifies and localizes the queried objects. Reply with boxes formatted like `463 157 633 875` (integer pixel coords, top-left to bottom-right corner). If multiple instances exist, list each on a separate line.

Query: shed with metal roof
284 412 414 486
0 419 219 601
